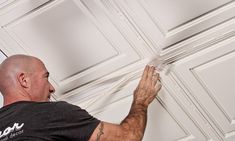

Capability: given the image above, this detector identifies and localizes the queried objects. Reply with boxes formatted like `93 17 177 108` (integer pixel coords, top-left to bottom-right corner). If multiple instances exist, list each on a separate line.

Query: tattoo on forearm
96 122 104 141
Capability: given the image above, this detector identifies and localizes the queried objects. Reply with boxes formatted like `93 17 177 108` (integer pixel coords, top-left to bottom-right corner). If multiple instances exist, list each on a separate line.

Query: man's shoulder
0 101 83 114
53 101 81 108
3 101 79 110
45 101 83 112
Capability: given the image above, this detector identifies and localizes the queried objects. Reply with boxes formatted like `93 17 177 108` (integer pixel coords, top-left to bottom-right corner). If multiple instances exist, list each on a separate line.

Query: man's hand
134 65 162 108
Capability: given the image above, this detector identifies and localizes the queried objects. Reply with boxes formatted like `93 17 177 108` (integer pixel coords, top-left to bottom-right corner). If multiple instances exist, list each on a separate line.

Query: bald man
0 54 161 141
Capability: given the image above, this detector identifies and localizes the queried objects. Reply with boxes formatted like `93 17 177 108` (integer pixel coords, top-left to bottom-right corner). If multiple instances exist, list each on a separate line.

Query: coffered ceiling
1 1 235 140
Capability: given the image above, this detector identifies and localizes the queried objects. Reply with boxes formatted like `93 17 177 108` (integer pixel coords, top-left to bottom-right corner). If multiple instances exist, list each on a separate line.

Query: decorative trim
99 0 161 54
160 18 235 66
0 0 16 9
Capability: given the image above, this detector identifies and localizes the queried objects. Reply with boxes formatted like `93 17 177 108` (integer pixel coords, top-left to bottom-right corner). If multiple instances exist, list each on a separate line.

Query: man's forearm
120 100 148 141
89 66 161 141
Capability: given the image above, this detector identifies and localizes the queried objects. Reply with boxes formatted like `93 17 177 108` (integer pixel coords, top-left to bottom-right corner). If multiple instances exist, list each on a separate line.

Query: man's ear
17 72 31 88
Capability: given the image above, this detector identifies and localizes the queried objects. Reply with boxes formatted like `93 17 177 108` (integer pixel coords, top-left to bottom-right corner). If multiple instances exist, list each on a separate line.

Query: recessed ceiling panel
8 0 118 81
193 51 235 126
172 37 235 140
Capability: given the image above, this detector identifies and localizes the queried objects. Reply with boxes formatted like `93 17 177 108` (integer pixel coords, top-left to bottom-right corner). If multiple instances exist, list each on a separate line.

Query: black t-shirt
0 101 100 141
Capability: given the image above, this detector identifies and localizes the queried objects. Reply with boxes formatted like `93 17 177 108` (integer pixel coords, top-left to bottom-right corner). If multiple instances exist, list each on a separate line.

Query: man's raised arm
89 65 162 141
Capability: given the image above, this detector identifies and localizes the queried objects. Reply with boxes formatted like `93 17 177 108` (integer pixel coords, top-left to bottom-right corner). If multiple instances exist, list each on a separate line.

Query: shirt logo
0 123 24 139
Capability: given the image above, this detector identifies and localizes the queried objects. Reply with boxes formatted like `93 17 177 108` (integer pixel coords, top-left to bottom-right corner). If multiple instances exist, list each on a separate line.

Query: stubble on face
29 59 54 102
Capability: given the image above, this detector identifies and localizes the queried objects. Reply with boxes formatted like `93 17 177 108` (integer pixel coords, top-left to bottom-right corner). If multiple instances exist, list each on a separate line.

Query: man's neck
3 91 31 106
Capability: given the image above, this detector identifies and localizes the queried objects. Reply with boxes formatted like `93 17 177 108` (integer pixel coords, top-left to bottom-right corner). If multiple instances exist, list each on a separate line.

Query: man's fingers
138 65 149 87
152 71 159 86
142 66 154 88
139 65 161 90
141 65 149 81
147 66 155 81
134 65 162 106
155 82 162 93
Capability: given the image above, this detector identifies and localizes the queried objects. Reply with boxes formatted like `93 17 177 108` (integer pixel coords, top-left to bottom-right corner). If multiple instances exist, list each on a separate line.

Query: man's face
29 60 55 102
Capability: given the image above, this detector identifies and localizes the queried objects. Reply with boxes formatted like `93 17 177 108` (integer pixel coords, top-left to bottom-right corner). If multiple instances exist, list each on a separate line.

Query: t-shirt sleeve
46 101 100 141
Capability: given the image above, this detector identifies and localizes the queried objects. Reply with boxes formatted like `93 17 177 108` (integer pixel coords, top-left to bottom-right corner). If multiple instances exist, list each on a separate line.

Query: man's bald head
0 54 55 105
0 54 42 94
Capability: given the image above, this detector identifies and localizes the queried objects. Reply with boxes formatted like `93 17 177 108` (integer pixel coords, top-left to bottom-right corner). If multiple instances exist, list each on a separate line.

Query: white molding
111 0 235 49
0 0 16 9
56 58 149 101
167 72 222 141
81 0 159 55
160 18 235 65
0 0 50 26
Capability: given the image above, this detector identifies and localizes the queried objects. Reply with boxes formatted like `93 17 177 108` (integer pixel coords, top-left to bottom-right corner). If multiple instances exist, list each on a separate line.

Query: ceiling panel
9 0 119 81
193 51 235 121
172 37 235 140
